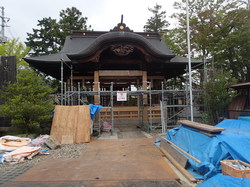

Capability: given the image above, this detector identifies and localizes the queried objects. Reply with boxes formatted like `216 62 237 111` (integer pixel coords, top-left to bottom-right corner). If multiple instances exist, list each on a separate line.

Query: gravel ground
0 143 88 172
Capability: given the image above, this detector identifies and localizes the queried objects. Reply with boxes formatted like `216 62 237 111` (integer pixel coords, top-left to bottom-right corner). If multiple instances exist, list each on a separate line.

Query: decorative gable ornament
110 44 134 56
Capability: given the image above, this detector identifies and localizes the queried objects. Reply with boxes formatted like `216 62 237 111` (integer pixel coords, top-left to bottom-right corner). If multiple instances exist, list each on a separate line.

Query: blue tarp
216 119 250 164
89 104 102 120
165 119 250 179
238 116 250 122
198 174 250 187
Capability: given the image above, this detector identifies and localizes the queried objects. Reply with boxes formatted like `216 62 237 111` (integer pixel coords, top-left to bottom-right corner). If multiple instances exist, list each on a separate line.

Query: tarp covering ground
198 173 250 187
166 119 250 180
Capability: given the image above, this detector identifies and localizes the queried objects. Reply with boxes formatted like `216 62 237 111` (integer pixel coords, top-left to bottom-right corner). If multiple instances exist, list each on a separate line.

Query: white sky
1 0 180 43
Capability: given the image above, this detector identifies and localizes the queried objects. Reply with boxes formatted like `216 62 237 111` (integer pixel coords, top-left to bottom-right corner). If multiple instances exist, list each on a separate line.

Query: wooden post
94 71 99 104
67 78 70 88
163 78 167 89
137 78 140 107
142 71 148 105
150 78 154 89
81 77 85 88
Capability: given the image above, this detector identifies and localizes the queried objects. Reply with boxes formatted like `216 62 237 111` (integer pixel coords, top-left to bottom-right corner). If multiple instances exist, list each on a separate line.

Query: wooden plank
50 105 91 144
162 138 201 164
160 138 188 168
76 105 91 143
178 120 224 133
199 131 215 137
61 135 74 144
159 147 197 182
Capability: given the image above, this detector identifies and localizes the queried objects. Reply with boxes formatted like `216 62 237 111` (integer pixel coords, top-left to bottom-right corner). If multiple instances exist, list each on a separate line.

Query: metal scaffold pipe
186 0 194 121
60 59 63 105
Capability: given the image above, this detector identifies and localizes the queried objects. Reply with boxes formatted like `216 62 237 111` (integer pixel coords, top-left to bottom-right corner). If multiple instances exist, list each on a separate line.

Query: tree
144 4 169 32
58 7 91 46
26 17 60 56
0 38 30 64
203 71 237 124
26 7 91 56
214 8 250 82
165 0 250 82
0 65 54 133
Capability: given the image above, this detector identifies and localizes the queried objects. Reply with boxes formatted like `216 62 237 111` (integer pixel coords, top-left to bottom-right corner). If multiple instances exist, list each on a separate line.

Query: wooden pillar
67 78 70 89
150 78 154 89
142 71 148 105
81 78 85 88
94 71 99 104
137 78 140 107
163 78 167 89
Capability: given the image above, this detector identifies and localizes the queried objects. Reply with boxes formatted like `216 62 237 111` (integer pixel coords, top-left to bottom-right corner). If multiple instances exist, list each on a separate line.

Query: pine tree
144 4 169 32
26 7 91 56
0 65 54 133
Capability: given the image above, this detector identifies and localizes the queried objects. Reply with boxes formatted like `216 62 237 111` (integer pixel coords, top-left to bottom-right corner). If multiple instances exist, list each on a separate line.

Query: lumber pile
50 105 91 144
159 137 197 182
160 120 225 182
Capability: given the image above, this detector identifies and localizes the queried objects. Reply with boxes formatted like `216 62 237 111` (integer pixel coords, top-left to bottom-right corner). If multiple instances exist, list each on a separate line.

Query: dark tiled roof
67 31 174 60
24 25 203 79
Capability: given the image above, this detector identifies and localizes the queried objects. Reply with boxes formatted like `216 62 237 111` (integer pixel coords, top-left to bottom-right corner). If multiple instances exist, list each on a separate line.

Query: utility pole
0 6 9 43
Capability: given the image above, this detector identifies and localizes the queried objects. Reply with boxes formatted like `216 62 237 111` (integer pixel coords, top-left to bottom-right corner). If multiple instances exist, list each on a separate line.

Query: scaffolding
58 81 204 134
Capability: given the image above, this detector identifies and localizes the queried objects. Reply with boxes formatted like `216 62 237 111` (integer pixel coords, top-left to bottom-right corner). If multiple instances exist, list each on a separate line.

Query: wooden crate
221 160 250 178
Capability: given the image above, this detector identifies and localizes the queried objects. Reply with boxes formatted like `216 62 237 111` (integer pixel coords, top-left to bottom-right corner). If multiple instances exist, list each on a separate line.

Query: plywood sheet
50 105 91 144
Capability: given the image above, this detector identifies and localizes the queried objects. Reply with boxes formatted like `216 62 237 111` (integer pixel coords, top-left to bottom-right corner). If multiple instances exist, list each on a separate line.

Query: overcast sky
1 0 181 43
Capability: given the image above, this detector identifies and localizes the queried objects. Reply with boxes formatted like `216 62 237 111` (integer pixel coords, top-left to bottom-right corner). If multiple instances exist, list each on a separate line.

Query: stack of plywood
50 105 91 144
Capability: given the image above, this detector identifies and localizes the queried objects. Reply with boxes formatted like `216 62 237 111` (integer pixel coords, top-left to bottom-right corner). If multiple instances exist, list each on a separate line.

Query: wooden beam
100 76 139 80
178 120 225 133
160 138 188 168
94 71 99 104
142 71 148 105
159 147 197 183
148 76 165 79
73 76 93 80
99 70 143 77
162 137 201 164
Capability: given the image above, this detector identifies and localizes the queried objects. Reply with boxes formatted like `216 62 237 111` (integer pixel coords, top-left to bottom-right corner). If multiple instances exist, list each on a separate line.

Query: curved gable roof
67 31 174 60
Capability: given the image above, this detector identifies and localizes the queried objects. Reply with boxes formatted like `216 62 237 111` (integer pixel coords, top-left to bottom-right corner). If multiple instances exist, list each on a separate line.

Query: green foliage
0 66 54 133
58 7 91 46
26 17 60 56
214 8 250 82
0 38 30 66
203 71 237 124
144 4 169 32
26 7 91 56
165 0 250 82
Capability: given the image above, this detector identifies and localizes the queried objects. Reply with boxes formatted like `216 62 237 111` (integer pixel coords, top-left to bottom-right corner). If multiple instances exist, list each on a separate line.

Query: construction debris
0 134 59 164
29 135 49 147
3 146 41 163
44 137 60 150
161 119 250 186
0 136 31 151
226 160 250 170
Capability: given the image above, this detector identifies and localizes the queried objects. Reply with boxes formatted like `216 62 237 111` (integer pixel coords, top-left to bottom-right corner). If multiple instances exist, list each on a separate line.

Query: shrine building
24 21 203 128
